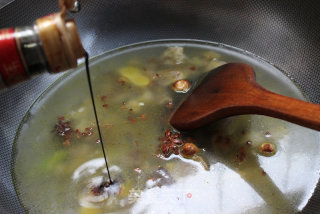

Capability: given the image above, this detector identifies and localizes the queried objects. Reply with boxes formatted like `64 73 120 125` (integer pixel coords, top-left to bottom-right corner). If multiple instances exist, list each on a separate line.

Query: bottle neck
0 12 84 89
36 14 84 73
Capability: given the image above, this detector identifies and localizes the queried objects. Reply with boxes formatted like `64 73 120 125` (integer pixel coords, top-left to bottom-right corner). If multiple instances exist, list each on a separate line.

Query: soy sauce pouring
85 52 113 184
0 0 114 183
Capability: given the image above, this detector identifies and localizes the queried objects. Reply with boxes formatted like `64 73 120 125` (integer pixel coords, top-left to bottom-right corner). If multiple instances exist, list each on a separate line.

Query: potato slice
119 66 150 86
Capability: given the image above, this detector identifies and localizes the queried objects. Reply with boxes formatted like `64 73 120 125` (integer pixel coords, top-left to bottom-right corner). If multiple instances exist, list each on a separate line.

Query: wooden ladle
170 63 320 131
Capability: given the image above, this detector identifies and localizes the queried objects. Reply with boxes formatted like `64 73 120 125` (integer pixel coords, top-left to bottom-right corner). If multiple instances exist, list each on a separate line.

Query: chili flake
62 139 71 146
154 73 162 78
138 114 147 119
159 129 185 157
54 116 72 137
236 147 247 162
100 95 107 102
78 127 94 137
118 80 126 86
166 101 173 108
189 66 196 71
128 116 137 123
57 116 65 121
54 116 73 145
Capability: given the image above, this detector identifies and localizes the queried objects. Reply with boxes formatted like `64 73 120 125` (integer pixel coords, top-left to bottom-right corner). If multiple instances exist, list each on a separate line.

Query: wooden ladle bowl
170 63 320 131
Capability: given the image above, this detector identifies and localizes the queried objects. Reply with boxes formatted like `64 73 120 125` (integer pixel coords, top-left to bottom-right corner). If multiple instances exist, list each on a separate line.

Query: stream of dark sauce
85 52 112 183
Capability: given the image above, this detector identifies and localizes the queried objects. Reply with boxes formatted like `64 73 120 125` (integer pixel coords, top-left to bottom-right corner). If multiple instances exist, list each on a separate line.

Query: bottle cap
36 13 84 73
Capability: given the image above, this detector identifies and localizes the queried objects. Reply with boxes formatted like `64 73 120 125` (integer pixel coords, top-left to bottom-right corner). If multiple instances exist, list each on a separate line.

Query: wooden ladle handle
252 87 320 130
170 63 320 131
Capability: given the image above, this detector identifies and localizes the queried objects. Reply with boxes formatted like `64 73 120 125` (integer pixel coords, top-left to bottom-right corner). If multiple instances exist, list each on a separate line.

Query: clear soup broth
12 40 320 214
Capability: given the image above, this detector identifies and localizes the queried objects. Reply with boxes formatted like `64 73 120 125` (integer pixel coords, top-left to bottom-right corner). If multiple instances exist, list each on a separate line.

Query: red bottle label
0 28 28 86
